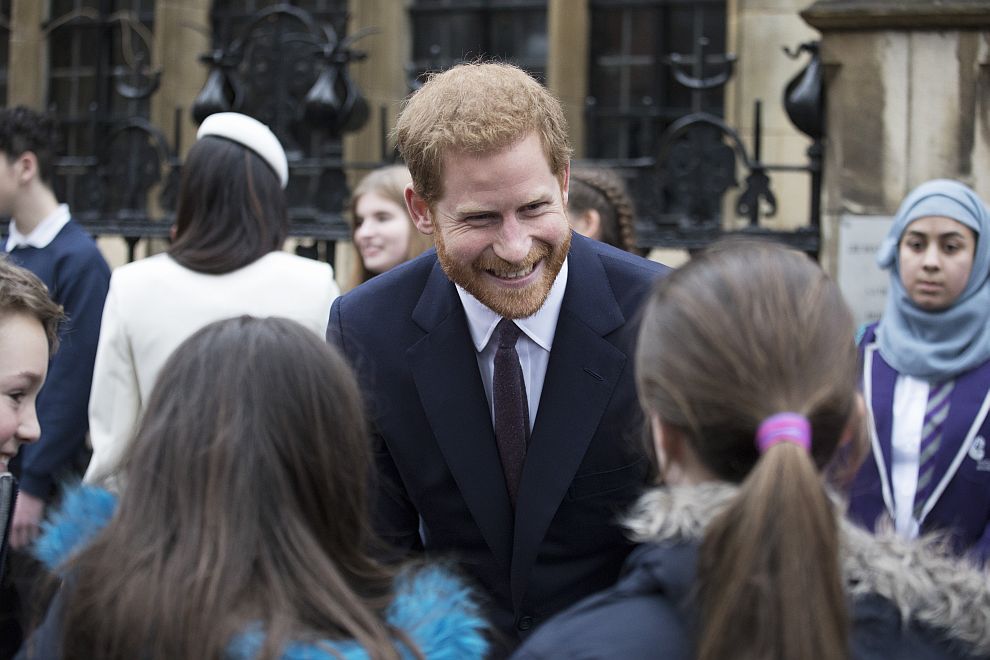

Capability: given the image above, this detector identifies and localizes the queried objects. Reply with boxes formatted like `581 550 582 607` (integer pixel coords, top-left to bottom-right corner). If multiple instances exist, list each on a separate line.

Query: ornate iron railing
46 2 823 259
587 37 825 254
46 1 164 260
50 2 371 262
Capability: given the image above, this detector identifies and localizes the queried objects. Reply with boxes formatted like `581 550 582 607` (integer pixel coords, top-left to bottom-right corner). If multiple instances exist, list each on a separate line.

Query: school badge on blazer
969 436 990 471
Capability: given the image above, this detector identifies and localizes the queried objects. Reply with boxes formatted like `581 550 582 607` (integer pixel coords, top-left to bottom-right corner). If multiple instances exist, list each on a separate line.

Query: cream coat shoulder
85 252 338 483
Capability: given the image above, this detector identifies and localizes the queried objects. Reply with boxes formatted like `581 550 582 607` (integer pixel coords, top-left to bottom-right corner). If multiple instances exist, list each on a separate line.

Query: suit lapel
510 238 627 609
408 262 514 571
864 345 898 519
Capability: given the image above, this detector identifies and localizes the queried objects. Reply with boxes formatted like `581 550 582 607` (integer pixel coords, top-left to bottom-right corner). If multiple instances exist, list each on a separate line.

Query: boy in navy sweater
0 106 109 654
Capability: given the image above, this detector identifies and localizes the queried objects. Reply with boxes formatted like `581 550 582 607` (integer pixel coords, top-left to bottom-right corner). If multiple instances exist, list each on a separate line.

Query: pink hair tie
756 413 811 454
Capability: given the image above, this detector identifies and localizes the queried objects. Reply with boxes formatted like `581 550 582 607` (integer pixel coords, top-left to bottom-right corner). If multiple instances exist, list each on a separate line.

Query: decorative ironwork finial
190 6 374 139
783 41 824 140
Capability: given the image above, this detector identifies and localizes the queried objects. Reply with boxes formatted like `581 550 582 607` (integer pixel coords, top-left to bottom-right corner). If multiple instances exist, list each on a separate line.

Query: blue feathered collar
36 486 488 659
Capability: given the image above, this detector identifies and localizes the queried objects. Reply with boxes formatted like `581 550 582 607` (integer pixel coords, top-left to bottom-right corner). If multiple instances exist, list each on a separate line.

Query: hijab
875 179 990 379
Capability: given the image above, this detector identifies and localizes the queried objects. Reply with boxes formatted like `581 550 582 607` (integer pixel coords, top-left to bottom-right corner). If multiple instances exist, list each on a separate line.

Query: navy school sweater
5 219 110 498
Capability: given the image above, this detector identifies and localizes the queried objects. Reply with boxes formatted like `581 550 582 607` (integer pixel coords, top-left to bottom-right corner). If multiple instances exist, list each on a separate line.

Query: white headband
196 112 289 189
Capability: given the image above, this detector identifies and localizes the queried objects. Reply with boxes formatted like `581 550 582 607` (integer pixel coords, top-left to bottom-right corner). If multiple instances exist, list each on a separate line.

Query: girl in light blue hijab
875 179 990 378
848 179 990 564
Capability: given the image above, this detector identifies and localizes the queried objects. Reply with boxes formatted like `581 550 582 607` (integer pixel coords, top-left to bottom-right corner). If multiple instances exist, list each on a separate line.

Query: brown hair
394 62 571 206
568 166 639 254
635 240 858 660
0 255 64 353
57 317 416 660
168 136 289 275
347 164 432 289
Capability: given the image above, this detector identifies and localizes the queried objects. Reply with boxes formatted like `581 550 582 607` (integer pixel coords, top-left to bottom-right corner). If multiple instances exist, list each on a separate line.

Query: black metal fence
589 38 824 255
40 2 823 261
49 1 369 263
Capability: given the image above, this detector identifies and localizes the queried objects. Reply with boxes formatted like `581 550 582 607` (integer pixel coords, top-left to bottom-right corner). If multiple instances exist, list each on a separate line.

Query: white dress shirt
5 204 71 251
457 258 569 432
890 373 928 538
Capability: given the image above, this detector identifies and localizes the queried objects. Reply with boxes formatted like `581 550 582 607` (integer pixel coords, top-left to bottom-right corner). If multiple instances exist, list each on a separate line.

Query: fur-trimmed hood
625 483 990 656
31 486 488 660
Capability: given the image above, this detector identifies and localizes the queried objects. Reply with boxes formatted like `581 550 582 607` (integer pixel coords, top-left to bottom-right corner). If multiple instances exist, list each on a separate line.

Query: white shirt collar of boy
457 258 568 432
5 204 72 251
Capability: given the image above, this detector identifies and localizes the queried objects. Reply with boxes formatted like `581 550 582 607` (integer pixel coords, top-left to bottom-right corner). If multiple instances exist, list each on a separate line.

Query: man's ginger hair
394 62 572 206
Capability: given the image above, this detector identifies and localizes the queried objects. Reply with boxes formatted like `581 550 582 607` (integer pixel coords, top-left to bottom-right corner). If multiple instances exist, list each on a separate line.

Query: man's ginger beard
434 226 570 320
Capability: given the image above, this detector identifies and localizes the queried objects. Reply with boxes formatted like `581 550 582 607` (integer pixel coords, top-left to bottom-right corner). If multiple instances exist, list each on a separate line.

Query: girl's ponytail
696 416 847 660
634 241 861 660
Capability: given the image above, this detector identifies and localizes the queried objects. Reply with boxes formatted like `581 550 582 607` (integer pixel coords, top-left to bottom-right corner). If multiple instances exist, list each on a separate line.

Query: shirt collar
6 204 71 251
457 257 568 353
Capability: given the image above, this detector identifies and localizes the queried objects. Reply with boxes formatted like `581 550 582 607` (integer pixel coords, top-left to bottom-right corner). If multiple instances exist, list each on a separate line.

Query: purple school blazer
847 324 990 565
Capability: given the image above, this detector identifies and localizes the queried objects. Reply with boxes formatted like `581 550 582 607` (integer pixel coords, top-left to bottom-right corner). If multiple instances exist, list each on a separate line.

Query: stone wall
803 0 990 320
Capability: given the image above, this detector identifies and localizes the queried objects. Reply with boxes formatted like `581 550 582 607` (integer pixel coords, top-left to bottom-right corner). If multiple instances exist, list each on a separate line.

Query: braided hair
568 166 640 254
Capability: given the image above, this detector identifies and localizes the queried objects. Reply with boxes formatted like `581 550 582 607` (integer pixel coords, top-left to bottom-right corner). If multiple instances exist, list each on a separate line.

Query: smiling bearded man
420 130 572 321
434 224 567 320
328 62 669 656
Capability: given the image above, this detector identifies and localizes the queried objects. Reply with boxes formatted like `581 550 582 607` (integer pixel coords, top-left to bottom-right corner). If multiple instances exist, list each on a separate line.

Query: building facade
1 0 986 301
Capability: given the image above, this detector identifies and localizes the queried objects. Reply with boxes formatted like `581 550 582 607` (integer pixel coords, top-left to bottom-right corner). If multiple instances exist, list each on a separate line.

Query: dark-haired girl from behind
512 240 990 660
17 316 487 660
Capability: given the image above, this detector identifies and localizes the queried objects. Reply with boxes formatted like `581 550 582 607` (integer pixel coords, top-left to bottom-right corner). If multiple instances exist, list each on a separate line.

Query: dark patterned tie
914 379 954 519
493 319 529 507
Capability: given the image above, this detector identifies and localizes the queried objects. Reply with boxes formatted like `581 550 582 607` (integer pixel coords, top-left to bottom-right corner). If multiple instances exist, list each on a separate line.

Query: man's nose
493 215 532 264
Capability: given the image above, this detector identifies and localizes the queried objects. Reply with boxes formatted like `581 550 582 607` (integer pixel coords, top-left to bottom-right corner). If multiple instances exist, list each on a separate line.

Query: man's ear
405 184 434 235
16 152 38 186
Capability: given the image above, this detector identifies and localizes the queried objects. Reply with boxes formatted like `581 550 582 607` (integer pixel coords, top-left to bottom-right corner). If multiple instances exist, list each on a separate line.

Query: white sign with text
837 214 894 328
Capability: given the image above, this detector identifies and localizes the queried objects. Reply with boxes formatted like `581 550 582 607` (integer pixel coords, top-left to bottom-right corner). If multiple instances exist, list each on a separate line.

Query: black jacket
513 484 990 660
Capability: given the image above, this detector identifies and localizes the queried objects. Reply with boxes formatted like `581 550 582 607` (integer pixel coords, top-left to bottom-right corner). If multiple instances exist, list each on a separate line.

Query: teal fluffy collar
36 486 488 660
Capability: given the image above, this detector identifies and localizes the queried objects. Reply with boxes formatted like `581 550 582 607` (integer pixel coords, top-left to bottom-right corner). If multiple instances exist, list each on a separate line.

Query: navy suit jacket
848 324 990 564
328 233 668 647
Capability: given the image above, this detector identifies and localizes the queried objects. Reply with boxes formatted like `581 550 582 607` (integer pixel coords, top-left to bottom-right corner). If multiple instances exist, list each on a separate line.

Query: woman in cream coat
85 113 339 483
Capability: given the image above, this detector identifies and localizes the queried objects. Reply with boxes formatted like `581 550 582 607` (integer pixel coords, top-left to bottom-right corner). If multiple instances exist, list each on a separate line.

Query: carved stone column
8 0 46 107
154 0 211 157
345 0 409 166
547 0 589 159
802 0 990 319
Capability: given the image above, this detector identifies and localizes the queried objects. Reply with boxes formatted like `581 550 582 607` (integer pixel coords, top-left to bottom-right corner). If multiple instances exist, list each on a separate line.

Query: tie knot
497 318 522 349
